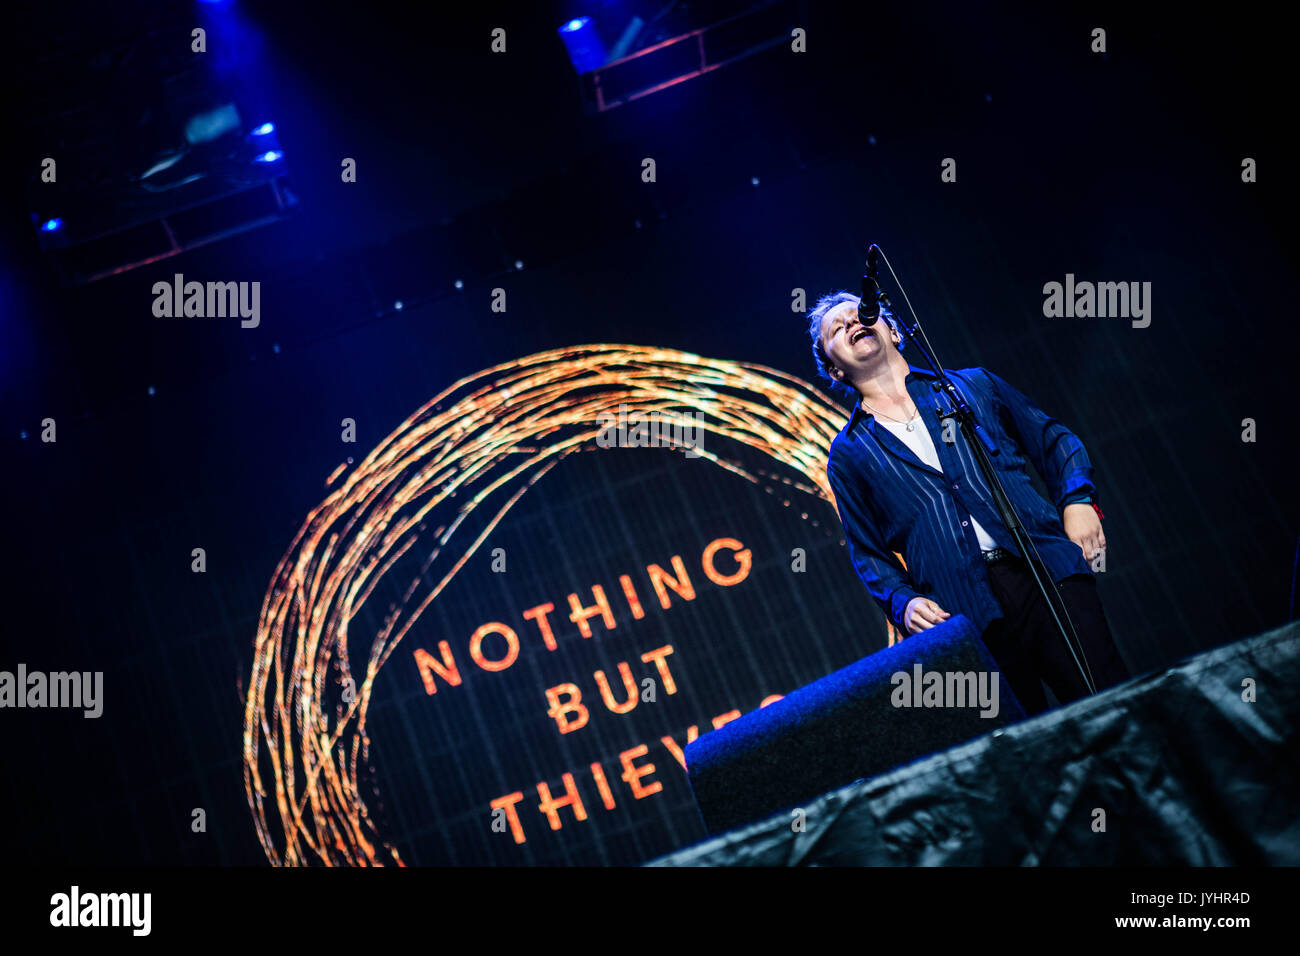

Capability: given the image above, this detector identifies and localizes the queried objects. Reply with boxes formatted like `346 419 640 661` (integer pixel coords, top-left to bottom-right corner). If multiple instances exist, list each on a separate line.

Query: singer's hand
1063 502 1105 564
904 596 951 634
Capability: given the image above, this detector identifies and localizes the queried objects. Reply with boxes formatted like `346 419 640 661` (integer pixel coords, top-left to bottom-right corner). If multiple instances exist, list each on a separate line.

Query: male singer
810 290 1129 715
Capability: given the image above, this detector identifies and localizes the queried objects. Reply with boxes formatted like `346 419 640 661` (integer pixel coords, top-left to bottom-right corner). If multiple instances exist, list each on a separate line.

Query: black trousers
980 555 1130 717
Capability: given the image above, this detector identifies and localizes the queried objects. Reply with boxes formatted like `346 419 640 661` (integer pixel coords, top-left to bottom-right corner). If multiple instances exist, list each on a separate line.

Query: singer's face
821 301 889 376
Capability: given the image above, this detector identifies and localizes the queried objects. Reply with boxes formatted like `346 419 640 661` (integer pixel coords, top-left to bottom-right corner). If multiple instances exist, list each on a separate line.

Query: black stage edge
651 620 1300 866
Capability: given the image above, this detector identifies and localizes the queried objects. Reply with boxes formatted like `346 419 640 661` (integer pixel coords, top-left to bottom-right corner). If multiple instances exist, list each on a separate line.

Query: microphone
859 245 889 323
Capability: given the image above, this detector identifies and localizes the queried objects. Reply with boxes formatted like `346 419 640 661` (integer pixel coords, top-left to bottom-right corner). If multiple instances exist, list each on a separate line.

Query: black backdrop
3 1 1297 865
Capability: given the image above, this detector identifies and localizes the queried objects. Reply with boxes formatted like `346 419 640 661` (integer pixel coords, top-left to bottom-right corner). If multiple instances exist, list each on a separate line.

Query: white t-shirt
876 417 1000 552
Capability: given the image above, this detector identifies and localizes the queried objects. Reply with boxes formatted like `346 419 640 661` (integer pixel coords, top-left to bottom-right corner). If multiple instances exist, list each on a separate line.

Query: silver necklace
862 397 920 431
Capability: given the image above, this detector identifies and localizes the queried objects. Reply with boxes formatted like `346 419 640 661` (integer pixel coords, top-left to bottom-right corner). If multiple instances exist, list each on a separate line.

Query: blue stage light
253 150 283 164
41 218 64 232
252 122 275 136
558 16 607 74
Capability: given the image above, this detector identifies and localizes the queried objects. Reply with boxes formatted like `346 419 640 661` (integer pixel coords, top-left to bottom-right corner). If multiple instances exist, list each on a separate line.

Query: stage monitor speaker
683 614 1024 835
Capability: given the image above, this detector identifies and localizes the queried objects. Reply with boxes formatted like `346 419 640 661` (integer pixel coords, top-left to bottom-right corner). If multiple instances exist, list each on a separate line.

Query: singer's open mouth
851 327 873 344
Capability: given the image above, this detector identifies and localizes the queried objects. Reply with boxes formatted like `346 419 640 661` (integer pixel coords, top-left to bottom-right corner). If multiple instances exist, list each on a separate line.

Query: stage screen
241 347 895 865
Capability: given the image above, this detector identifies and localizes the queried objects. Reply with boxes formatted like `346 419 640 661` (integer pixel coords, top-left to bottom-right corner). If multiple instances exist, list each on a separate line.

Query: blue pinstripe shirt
826 364 1097 635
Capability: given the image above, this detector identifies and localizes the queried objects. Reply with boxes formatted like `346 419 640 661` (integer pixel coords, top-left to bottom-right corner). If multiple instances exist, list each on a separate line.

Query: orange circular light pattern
242 344 867 865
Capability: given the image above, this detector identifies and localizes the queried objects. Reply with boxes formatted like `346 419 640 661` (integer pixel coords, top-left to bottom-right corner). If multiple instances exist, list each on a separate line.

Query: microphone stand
862 245 1098 695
